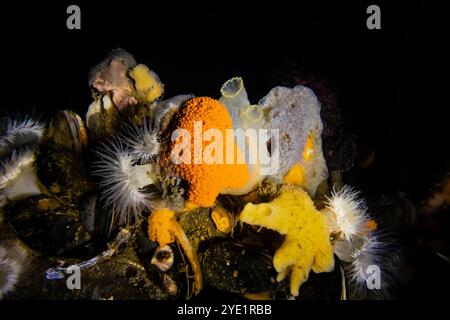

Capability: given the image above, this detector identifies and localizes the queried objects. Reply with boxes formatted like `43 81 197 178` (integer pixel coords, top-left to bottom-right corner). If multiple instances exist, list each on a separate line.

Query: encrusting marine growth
239 185 335 296
164 97 249 207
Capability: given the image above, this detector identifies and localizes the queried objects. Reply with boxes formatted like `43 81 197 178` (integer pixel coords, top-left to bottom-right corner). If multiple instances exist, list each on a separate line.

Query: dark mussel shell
6 195 103 257
200 241 277 295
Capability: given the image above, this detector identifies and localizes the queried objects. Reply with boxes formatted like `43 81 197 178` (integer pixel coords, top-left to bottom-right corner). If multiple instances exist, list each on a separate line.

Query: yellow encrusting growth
283 163 305 186
165 97 249 207
211 206 231 233
148 208 203 295
129 64 164 104
239 185 334 296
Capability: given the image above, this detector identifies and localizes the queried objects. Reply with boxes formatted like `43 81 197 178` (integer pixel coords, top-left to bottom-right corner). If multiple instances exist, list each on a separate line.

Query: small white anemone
0 241 28 299
122 118 161 164
92 137 158 226
343 232 397 299
0 148 42 205
0 115 45 156
324 185 369 241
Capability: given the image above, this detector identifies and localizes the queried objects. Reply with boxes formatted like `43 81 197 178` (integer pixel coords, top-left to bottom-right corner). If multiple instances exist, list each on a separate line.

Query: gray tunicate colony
259 85 328 196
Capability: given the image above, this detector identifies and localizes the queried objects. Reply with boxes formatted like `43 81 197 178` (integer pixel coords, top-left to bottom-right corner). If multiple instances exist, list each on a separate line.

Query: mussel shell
36 111 94 207
6 195 103 257
200 242 276 294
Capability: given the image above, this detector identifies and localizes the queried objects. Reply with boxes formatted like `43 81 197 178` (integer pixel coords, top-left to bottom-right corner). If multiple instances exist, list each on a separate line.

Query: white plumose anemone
92 138 157 226
343 232 397 299
0 115 45 157
122 118 161 164
0 241 28 299
324 185 369 241
0 148 42 205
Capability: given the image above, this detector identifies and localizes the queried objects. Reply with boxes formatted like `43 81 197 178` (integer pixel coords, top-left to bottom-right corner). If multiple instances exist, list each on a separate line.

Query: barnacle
86 94 120 141
151 245 174 272
239 185 334 296
148 208 202 295
163 97 249 207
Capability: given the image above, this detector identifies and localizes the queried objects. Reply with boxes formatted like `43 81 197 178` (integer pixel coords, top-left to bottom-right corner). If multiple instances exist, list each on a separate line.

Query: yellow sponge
129 64 164 104
240 185 334 296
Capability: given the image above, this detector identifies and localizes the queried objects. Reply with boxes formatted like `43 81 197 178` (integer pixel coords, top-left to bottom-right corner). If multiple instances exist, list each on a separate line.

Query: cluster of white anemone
92 119 162 227
0 116 41 299
323 185 395 298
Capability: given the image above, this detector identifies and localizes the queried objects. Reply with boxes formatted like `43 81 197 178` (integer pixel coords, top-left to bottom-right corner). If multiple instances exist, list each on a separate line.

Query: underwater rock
89 48 138 113
260 85 328 196
89 48 164 115
178 206 228 251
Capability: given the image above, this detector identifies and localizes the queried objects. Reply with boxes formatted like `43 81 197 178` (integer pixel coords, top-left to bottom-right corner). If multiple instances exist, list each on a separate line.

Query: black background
1 0 449 299
2 0 448 200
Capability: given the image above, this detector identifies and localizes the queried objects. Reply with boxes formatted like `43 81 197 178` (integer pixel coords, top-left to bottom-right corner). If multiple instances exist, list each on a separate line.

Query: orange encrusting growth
165 97 249 207
366 219 378 231
148 208 176 246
